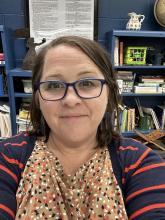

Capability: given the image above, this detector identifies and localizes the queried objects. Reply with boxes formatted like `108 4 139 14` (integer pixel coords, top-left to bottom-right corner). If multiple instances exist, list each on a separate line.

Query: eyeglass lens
39 79 104 100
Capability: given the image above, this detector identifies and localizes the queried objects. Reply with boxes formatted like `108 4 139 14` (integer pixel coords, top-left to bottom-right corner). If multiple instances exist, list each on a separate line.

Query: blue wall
98 0 165 46
0 0 165 66
0 0 27 67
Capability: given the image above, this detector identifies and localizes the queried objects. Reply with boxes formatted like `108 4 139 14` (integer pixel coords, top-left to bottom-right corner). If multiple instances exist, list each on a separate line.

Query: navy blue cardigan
1 132 165 219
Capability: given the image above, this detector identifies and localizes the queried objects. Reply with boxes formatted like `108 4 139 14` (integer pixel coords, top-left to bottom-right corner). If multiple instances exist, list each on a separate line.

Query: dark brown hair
30 35 121 146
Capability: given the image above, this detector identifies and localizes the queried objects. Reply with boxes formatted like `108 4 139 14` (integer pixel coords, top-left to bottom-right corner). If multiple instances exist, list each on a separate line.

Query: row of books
116 71 165 94
114 38 124 66
114 39 164 66
119 107 136 132
16 100 31 133
134 75 165 94
117 100 165 133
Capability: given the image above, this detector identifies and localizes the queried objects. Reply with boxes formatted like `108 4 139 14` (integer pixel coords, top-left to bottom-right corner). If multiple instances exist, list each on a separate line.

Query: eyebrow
45 70 98 79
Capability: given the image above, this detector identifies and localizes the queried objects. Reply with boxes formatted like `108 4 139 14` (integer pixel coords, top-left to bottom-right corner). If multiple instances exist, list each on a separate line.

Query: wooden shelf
114 65 165 70
14 92 32 98
9 68 32 77
112 30 165 38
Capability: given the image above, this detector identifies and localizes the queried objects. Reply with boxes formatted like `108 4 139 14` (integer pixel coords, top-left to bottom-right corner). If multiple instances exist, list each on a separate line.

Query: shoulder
115 138 165 219
0 132 36 219
115 137 165 189
117 137 164 168
110 136 165 184
0 132 36 166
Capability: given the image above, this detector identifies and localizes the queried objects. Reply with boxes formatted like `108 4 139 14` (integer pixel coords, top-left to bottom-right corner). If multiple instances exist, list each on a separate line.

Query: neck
46 132 99 175
47 131 98 156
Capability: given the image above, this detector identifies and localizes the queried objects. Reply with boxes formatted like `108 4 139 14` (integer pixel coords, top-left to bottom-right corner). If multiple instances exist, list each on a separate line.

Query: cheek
39 98 58 119
91 91 108 123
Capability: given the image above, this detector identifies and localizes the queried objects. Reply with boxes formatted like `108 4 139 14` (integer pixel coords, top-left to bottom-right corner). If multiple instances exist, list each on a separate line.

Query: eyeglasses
36 78 106 101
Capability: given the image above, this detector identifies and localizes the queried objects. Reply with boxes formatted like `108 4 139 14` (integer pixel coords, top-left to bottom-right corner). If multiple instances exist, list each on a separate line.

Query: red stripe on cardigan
0 204 15 219
126 184 165 202
1 153 24 169
4 141 27 147
119 146 138 151
132 162 165 176
124 148 151 173
129 203 165 220
0 165 18 183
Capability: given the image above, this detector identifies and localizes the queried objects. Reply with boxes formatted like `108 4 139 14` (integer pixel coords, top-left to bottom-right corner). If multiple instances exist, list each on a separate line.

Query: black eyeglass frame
35 78 107 101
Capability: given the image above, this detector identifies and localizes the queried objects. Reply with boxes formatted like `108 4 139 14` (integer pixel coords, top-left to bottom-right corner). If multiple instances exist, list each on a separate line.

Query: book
116 71 134 93
137 82 162 87
119 41 124 66
140 75 164 83
116 71 134 80
134 85 162 93
114 38 119 66
116 79 123 94
120 108 128 132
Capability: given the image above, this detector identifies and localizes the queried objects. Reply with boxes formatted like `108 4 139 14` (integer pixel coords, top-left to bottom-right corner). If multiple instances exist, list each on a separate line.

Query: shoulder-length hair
30 35 121 147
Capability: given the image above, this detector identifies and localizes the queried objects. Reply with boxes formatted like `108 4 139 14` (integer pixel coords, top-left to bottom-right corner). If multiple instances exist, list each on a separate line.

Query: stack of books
16 100 32 133
116 71 135 93
134 75 165 94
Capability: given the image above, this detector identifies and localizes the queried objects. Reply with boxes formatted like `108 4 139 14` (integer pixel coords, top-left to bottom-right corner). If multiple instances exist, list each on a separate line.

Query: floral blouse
15 140 128 219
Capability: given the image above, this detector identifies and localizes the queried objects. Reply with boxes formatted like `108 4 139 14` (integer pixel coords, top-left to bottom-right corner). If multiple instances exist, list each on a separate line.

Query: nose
61 86 81 106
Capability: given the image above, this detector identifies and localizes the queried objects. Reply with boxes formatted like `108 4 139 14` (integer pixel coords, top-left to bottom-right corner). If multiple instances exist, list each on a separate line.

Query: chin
60 129 95 146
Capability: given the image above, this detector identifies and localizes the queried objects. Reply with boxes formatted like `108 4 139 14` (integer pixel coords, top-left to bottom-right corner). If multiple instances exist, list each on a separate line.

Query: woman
0 36 165 219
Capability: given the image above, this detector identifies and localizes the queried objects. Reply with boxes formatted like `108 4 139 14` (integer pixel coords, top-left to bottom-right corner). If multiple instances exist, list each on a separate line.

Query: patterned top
15 140 128 219
1 132 165 219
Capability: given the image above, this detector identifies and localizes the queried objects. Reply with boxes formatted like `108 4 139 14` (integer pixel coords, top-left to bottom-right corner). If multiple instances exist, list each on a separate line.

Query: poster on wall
29 0 95 43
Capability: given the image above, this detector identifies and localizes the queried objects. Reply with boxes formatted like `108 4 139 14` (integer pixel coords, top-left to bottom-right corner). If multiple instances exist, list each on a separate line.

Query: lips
60 115 87 118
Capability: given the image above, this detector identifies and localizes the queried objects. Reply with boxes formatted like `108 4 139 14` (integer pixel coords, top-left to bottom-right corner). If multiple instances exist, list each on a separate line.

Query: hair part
30 35 121 146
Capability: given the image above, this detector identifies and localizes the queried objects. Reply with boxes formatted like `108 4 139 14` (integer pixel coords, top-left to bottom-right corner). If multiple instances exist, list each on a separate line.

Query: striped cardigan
0 132 165 219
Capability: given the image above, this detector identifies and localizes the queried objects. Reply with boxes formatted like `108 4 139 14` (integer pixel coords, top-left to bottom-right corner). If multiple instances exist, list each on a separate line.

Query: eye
44 81 65 90
77 79 97 89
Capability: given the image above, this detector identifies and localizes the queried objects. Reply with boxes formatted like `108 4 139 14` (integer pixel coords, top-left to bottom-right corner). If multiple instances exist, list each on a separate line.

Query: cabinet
0 25 32 135
7 69 32 135
107 30 165 136
0 25 15 138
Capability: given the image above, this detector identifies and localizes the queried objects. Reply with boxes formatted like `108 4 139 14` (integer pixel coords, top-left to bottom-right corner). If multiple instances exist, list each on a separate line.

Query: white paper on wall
29 0 95 44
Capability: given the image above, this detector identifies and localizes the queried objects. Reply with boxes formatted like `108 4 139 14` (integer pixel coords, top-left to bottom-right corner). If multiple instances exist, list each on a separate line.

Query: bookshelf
7 69 32 134
107 30 165 135
0 25 14 139
0 26 32 135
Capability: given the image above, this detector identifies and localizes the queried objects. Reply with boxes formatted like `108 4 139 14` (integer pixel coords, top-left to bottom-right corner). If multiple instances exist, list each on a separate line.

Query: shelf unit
0 25 32 135
7 69 32 134
0 25 15 138
107 30 165 135
108 30 165 68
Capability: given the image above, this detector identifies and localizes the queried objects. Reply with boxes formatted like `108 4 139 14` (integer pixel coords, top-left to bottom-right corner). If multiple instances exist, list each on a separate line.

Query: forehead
41 44 104 80
44 44 92 64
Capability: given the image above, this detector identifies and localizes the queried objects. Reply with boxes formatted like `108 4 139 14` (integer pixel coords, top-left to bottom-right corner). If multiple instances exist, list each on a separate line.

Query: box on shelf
124 46 147 65
22 79 32 93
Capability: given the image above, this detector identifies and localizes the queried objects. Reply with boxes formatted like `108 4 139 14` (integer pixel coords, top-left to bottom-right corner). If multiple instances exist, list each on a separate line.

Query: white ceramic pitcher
126 12 145 30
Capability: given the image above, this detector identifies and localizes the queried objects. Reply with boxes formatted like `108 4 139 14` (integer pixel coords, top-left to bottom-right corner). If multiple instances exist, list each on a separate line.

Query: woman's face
39 45 109 146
